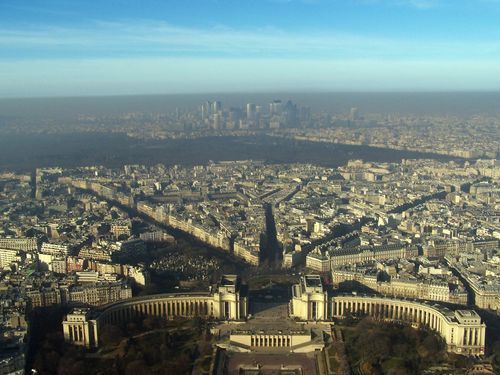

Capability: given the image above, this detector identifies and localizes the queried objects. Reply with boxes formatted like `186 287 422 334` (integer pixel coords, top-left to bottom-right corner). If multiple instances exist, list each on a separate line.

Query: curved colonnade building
330 295 484 355
63 274 485 356
290 275 486 356
63 275 247 348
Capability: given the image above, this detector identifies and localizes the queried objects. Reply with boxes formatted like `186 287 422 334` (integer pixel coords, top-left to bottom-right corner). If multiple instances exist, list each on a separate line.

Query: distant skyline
1 0 500 97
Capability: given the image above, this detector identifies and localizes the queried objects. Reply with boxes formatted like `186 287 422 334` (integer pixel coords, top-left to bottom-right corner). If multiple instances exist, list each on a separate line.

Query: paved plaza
224 352 318 375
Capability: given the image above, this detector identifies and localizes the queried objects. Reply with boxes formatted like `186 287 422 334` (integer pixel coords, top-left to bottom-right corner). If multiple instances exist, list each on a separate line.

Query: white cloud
0 20 499 59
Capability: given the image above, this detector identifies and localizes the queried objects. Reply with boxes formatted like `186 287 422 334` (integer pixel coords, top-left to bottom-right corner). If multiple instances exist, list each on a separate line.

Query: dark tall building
283 100 298 128
228 107 243 129
299 106 311 126
269 100 282 115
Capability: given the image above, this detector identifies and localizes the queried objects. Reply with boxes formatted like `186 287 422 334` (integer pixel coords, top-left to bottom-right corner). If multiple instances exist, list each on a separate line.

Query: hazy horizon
2 91 500 119
3 89 500 100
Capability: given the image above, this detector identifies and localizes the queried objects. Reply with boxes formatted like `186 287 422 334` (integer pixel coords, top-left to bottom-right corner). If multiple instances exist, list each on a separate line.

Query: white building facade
290 276 486 356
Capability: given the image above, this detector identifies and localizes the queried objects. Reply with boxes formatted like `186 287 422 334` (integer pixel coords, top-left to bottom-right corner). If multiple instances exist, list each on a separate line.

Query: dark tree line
344 317 451 375
31 316 206 375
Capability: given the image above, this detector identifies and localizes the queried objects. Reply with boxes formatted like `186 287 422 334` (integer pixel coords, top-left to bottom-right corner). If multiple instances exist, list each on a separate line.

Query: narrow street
261 203 282 268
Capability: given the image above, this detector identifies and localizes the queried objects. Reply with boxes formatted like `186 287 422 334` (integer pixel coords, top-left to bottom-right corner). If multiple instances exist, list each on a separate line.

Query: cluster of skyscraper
200 99 312 130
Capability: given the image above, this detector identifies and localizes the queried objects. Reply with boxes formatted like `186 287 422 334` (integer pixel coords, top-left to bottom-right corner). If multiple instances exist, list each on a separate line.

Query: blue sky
1 0 500 97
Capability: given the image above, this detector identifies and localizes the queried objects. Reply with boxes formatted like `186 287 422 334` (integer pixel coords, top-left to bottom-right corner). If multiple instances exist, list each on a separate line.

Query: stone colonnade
331 296 485 355
99 297 213 326
250 335 292 347
64 293 217 348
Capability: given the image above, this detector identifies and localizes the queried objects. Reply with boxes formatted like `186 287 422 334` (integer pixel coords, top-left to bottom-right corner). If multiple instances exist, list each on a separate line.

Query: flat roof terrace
302 275 323 292
221 274 238 286
224 352 318 375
